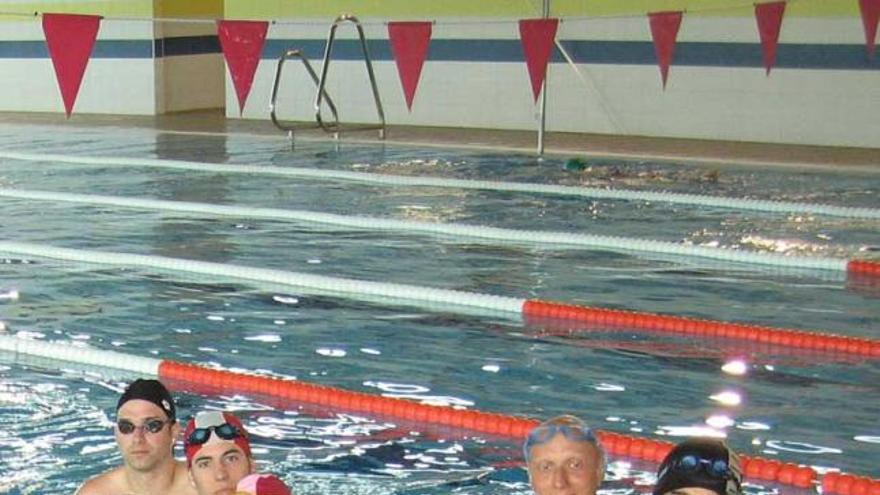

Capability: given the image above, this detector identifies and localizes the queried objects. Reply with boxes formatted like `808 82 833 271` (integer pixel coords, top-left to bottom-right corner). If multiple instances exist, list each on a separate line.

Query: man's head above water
654 438 743 495
184 411 254 495
524 415 606 495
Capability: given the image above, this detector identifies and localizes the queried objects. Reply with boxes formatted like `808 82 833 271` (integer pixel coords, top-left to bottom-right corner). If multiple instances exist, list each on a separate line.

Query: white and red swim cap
183 411 251 466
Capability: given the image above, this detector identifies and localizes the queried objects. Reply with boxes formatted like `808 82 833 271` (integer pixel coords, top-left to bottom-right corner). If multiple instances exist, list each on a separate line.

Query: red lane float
523 300 880 357
160 360 539 438
598 432 821 489
848 260 880 277
526 324 874 366
823 472 880 495
157 358 879 491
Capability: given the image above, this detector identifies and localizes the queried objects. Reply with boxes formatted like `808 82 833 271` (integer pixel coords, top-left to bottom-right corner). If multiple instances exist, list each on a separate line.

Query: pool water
0 122 878 494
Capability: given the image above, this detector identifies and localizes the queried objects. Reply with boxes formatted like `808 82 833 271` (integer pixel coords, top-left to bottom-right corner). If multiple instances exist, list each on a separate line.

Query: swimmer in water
185 410 286 495
523 414 606 495
653 438 743 495
77 379 196 495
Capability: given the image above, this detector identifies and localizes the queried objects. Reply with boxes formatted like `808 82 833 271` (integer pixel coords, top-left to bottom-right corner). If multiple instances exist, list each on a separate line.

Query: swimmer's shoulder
171 460 198 495
76 467 125 495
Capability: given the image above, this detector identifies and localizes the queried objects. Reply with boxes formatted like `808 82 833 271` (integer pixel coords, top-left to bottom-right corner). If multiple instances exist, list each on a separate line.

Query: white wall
0 14 876 148
0 17 224 116
0 20 157 115
248 16 880 148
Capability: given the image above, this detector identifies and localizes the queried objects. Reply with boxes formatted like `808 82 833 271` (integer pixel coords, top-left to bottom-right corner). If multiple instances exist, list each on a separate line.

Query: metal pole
537 0 550 157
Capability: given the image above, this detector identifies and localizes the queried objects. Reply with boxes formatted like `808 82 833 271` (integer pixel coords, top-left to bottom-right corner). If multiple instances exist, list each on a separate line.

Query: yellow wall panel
225 0 546 19
0 0 857 20
224 0 857 20
0 0 152 17
557 0 857 17
155 0 223 18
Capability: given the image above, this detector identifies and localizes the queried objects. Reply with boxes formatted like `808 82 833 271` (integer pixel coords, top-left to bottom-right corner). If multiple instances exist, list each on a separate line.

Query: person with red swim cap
235 473 292 495
184 411 292 495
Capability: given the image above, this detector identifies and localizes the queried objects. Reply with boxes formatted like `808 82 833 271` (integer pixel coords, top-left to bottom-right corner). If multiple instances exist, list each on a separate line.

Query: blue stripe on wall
262 39 880 70
263 38 878 70
0 40 46 58
0 36 877 70
0 39 153 58
155 36 220 57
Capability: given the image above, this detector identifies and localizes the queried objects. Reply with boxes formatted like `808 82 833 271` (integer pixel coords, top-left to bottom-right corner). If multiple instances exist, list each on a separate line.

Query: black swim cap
653 438 742 495
116 379 176 420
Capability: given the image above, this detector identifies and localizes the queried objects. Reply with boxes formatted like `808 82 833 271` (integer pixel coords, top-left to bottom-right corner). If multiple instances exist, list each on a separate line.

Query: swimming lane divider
0 241 878 357
0 333 872 493
1 150 878 220
4 187 878 278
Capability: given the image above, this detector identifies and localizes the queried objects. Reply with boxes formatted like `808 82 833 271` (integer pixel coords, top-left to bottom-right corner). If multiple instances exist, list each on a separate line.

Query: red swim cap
236 473 292 495
184 411 251 466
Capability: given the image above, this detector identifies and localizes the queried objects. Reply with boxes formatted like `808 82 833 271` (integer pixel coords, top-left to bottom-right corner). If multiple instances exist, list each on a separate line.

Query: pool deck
2 110 878 172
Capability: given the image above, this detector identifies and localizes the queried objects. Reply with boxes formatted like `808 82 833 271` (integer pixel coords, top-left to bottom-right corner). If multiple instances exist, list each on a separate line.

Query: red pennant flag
42 13 101 117
648 11 683 89
755 1 786 75
518 18 559 102
388 21 432 111
860 0 880 58
217 20 269 115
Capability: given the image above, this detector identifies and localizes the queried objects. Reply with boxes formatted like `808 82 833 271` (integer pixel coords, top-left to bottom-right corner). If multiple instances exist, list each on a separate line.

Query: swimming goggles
658 453 742 495
186 422 243 446
117 418 171 435
523 422 598 460
668 454 731 479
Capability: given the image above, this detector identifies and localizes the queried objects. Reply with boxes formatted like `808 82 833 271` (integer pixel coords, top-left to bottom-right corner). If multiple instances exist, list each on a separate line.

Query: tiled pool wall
0 0 877 148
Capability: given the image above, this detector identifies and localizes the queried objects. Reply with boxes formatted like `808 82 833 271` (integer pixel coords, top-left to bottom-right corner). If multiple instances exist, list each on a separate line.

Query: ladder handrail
269 49 340 134
315 14 386 139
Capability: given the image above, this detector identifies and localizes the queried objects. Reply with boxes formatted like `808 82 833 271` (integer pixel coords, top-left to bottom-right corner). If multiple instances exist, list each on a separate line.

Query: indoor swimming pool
0 122 877 494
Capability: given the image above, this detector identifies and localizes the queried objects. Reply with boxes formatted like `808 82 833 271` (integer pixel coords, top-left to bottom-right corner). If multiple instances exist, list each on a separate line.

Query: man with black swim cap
77 378 196 495
654 438 743 495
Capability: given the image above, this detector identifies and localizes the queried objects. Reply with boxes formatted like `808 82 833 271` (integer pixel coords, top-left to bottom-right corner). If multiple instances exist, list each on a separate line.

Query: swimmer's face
527 433 604 495
188 440 253 495
115 399 178 472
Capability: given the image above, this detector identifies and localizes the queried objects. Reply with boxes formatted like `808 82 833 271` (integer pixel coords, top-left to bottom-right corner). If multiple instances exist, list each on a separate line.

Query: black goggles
669 454 743 495
117 418 170 435
656 455 742 495
186 422 242 446
672 454 731 479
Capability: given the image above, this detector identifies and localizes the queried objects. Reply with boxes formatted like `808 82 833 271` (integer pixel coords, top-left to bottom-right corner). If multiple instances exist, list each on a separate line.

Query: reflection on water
0 125 877 494
0 369 123 494
150 132 233 262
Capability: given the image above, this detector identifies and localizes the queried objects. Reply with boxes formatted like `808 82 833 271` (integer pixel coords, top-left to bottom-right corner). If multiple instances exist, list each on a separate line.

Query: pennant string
0 0 808 26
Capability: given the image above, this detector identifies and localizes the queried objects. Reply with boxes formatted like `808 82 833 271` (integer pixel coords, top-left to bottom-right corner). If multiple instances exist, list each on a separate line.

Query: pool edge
1 109 877 173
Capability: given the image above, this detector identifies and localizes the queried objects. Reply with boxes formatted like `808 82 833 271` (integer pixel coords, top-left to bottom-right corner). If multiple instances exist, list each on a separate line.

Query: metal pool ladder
270 14 387 141
269 49 340 138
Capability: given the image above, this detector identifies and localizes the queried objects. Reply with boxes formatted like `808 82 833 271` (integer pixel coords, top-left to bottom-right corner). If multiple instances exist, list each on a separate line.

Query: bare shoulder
76 467 125 495
171 460 198 495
